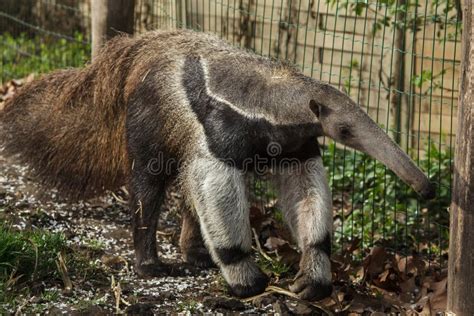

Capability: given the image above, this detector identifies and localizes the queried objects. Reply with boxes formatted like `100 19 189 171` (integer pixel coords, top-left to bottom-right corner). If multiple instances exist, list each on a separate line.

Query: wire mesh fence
0 0 91 82
0 0 462 265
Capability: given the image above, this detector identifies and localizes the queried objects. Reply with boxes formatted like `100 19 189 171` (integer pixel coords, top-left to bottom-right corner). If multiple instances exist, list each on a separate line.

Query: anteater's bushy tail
0 36 141 198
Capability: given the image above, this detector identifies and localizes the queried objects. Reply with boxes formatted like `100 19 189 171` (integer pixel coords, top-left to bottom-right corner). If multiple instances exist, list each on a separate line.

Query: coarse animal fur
0 29 435 300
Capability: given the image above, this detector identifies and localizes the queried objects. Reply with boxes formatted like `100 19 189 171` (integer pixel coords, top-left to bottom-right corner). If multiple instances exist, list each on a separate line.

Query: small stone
101 254 127 270
272 300 293 315
161 292 176 300
72 305 108 316
48 307 66 316
125 303 155 315
202 296 246 311
290 302 314 315
252 294 278 308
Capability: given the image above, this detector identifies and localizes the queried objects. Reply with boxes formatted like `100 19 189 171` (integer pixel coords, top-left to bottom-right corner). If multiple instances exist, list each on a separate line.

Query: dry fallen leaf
264 236 287 251
363 246 390 280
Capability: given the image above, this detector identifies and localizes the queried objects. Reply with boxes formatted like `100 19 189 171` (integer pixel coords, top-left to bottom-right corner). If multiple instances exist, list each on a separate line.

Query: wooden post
175 0 186 28
447 1 474 315
91 0 135 59
390 0 407 146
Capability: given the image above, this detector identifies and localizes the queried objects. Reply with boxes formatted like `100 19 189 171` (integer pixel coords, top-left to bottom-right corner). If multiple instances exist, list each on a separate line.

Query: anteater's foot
229 271 269 298
289 270 333 301
182 246 216 268
289 249 333 301
135 260 171 278
223 260 270 298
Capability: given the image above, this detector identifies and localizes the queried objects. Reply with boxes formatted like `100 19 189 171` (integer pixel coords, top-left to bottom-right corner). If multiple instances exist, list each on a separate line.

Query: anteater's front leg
185 157 269 297
275 156 333 300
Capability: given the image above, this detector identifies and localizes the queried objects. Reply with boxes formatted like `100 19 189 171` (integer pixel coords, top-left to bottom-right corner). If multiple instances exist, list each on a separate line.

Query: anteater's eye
339 126 352 138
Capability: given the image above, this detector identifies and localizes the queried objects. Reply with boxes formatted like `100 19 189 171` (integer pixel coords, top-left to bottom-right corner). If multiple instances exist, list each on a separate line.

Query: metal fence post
91 0 135 59
447 1 474 315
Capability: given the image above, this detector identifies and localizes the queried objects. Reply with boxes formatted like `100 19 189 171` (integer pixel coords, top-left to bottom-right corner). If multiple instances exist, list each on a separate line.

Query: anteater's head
308 82 435 200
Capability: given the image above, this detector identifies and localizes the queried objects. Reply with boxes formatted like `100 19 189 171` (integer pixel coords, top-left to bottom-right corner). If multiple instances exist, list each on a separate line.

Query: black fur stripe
215 247 251 265
181 56 322 168
310 233 331 257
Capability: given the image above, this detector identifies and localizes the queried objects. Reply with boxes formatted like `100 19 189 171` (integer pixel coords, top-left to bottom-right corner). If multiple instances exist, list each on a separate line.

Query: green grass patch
177 299 200 313
0 224 106 311
0 225 67 307
256 253 291 278
0 225 66 289
1 33 90 83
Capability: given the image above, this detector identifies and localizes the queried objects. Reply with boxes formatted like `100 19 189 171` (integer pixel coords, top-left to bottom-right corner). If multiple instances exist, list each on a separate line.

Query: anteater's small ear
309 100 322 118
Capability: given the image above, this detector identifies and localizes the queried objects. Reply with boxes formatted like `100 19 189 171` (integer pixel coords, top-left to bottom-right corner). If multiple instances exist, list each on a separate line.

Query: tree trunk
92 0 135 59
447 1 474 315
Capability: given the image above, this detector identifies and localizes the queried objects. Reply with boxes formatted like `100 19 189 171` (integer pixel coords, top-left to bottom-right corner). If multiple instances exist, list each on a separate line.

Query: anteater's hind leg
128 156 170 277
184 157 269 297
179 205 215 268
274 156 333 300
126 86 176 277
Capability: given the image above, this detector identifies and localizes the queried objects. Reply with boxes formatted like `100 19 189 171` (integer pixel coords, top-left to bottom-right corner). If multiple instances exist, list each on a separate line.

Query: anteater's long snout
360 121 437 200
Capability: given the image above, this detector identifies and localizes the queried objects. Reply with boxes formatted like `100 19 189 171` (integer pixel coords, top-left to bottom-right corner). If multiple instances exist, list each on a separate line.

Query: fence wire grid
0 0 463 265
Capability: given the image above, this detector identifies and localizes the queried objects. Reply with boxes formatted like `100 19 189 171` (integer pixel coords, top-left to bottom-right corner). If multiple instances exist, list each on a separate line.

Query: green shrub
324 141 452 255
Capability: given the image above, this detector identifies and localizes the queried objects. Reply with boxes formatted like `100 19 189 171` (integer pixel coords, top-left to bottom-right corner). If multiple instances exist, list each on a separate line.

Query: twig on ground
252 228 274 262
56 252 73 294
111 191 128 205
111 275 122 314
28 238 39 282
243 285 334 315
331 291 344 312
120 186 129 196
156 230 174 236
14 297 30 316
